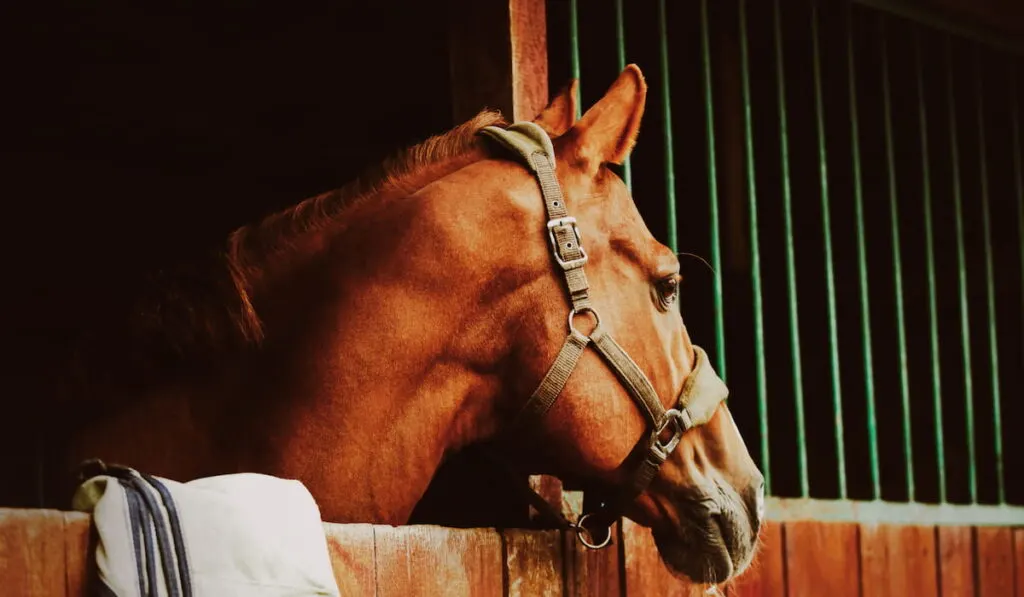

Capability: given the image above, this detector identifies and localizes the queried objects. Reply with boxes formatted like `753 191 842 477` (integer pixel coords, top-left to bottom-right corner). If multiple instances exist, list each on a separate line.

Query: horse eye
656 276 679 310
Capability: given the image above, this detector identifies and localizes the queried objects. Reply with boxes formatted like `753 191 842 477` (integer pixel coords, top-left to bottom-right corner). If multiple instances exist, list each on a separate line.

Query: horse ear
532 80 579 137
568 64 647 170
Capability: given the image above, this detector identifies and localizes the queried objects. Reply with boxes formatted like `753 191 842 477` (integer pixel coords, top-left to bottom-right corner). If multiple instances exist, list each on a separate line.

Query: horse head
484 66 765 584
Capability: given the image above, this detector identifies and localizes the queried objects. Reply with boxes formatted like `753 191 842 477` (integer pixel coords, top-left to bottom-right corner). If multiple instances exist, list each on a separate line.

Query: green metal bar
915 27 946 503
739 0 770 492
569 0 581 119
846 1 881 501
813 0 847 499
944 35 977 504
657 0 677 252
700 0 726 380
774 0 808 498
614 0 632 192
879 16 914 502
974 48 1003 505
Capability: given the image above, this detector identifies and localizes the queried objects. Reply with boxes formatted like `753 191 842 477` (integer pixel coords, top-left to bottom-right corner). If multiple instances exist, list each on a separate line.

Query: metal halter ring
568 307 601 337
574 512 613 550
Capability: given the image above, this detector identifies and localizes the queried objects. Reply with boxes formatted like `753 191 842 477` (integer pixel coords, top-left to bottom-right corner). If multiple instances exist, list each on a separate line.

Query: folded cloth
72 463 340 597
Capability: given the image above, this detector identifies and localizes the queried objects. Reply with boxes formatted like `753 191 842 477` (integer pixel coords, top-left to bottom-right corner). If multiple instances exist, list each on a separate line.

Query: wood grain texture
1014 528 1024 597
938 526 975 597
977 526 1013 597
568 521 622 597
859 523 938 597
448 0 549 125
373 525 504 597
621 518 698 596
324 522 375 597
728 521 785 597
784 521 859 597
508 0 548 121
504 528 563 597
0 508 67 597
63 512 92 597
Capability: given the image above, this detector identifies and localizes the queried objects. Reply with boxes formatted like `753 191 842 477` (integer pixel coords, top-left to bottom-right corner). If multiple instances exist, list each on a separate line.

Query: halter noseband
479 122 729 549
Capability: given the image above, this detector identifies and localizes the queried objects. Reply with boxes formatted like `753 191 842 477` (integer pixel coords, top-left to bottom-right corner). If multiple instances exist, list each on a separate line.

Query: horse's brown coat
51 65 763 585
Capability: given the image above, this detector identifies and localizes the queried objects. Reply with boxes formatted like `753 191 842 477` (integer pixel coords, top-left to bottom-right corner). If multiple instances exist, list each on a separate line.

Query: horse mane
59 109 507 401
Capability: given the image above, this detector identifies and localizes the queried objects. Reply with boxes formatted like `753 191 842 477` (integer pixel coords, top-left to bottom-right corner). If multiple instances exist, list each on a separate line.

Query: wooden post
448 0 549 124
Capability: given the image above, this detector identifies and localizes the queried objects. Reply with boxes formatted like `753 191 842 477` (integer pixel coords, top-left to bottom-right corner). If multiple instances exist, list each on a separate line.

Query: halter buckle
650 408 690 461
547 217 589 270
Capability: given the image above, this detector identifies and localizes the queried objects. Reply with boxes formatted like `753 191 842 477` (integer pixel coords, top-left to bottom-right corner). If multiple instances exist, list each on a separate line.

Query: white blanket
73 466 340 597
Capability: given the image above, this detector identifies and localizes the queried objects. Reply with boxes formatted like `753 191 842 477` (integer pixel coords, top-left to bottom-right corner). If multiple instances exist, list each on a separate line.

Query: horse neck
231 165 532 523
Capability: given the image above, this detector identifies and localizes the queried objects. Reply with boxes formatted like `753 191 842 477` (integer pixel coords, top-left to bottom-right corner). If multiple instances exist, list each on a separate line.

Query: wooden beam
448 0 549 124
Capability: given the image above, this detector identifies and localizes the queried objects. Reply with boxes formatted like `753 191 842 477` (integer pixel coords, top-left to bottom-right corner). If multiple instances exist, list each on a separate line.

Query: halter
479 122 730 549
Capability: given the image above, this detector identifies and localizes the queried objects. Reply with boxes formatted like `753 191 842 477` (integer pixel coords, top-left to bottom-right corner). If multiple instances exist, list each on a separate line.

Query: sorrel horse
43 65 764 584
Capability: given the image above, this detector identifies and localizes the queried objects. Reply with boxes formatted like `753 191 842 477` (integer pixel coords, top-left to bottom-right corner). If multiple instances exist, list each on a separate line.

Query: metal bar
915 27 946 503
813 0 847 500
879 16 914 502
766 497 1024 526
974 48 1003 505
614 0 632 192
846 1 881 501
569 0 581 118
944 36 977 504
739 0 770 492
700 0 727 380
774 0 808 497
851 0 1024 56
657 0 677 252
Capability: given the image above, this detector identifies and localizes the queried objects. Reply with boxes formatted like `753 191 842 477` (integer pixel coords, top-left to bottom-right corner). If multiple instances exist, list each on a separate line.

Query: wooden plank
324 522 376 597
448 0 548 125
0 508 67 597
374 525 504 597
621 518 696 596
938 526 975 597
63 512 92 597
977 526 1013 597
859 523 938 597
569 521 622 597
504 528 564 597
727 521 785 597
1015 529 1024 597
784 521 859 597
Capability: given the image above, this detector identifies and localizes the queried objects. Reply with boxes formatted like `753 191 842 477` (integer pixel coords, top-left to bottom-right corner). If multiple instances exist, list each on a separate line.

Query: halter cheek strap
479 122 730 547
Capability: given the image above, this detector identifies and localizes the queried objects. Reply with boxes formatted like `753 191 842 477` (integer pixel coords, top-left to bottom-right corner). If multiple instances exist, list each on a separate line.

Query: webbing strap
589 326 667 429
481 123 591 310
510 330 591 429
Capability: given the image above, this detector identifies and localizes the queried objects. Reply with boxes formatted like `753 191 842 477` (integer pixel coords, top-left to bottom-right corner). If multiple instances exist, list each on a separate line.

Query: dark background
1 0 1022 515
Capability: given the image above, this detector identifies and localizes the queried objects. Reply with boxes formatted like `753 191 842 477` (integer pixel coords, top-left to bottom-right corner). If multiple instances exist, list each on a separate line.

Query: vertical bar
975 48 1003 505
569 0 582 119
915 27 946 503
944 36 977 504
846 1 881 501
773 0 808 497
739 0 770 491
879 16 914 502
700 0 727 380
657 0 677 252
814 0 847 499
613 0 632 192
